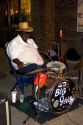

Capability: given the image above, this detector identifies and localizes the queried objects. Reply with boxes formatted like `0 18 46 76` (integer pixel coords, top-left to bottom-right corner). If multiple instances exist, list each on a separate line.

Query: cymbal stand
76 69 83 98
44 52 55 62
34 67 42 120
58 29 63 61
37 69 41 100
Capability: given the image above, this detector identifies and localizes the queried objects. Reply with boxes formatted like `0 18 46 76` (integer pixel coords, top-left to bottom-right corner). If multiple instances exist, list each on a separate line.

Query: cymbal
74 61 83 70
26 67 49 75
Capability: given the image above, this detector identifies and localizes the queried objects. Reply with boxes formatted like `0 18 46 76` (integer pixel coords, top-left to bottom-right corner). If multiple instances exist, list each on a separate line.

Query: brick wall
32 0 55 51
32 0 83 57
55 0 83 57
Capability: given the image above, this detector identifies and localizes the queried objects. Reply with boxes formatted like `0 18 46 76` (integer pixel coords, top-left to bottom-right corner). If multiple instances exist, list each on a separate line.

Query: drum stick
56 76 78 80
67 76 79 80
45 52 55 63
26 68 48 75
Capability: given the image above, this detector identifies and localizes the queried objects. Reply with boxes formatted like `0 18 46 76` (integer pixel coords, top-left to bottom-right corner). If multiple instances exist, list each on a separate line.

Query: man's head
19 31 30 42
16 22 33 42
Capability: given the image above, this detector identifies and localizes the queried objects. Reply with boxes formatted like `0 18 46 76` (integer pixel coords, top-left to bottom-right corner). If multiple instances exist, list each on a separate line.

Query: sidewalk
0 48 83 125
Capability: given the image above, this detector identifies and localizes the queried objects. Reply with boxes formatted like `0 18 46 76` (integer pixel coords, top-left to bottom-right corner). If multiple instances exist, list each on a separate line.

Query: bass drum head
49 79 75 114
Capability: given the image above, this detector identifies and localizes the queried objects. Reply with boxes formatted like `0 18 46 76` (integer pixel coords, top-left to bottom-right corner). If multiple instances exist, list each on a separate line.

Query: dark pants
17 63 46 80
17 63 46 74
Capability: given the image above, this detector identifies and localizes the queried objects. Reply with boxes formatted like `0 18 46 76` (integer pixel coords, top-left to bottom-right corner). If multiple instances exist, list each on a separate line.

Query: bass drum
45 78 75 114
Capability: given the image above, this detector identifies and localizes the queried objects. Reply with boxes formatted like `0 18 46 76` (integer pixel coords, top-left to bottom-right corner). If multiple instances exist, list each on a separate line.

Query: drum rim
46 61 66 71
48 79 75 115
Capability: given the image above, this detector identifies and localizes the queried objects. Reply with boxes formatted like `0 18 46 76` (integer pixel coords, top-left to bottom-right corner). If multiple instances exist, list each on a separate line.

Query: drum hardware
26 67 49 75
47 70 78 81
33 70 50 113
74 60 83 97
24 61 77 117
74 60 83 71
46 71 78 81
33 71 76 116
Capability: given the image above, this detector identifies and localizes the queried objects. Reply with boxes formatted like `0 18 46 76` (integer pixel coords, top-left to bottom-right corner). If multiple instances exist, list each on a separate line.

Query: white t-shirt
6 35 44 70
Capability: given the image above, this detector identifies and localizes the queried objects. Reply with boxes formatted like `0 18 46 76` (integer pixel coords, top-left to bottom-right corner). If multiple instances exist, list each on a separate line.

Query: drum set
30 61 76 116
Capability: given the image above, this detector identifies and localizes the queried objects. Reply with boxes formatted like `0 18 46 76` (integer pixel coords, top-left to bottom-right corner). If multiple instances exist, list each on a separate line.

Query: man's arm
12 58 24 68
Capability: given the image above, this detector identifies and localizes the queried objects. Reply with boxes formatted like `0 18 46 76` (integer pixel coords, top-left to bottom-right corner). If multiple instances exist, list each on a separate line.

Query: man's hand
12 58 24 68
17 61 24 68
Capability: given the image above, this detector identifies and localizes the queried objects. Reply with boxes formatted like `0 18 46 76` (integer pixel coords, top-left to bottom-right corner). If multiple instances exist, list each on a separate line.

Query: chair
5 42 36 97
11 66 36 95
64 48 81 71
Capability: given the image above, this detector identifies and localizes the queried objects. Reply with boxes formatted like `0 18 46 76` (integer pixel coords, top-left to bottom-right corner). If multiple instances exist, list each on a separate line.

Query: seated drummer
6 22 46 76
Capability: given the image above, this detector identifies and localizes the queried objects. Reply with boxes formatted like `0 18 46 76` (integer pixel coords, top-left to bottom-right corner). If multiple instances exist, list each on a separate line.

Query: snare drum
46 61 66 73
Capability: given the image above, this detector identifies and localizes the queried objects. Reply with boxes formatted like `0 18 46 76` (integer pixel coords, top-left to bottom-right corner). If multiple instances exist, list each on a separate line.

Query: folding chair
11 66 36 95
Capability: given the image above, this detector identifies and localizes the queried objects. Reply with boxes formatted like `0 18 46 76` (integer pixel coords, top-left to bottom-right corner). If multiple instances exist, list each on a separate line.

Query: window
21 0 31 21
9 0 31 25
